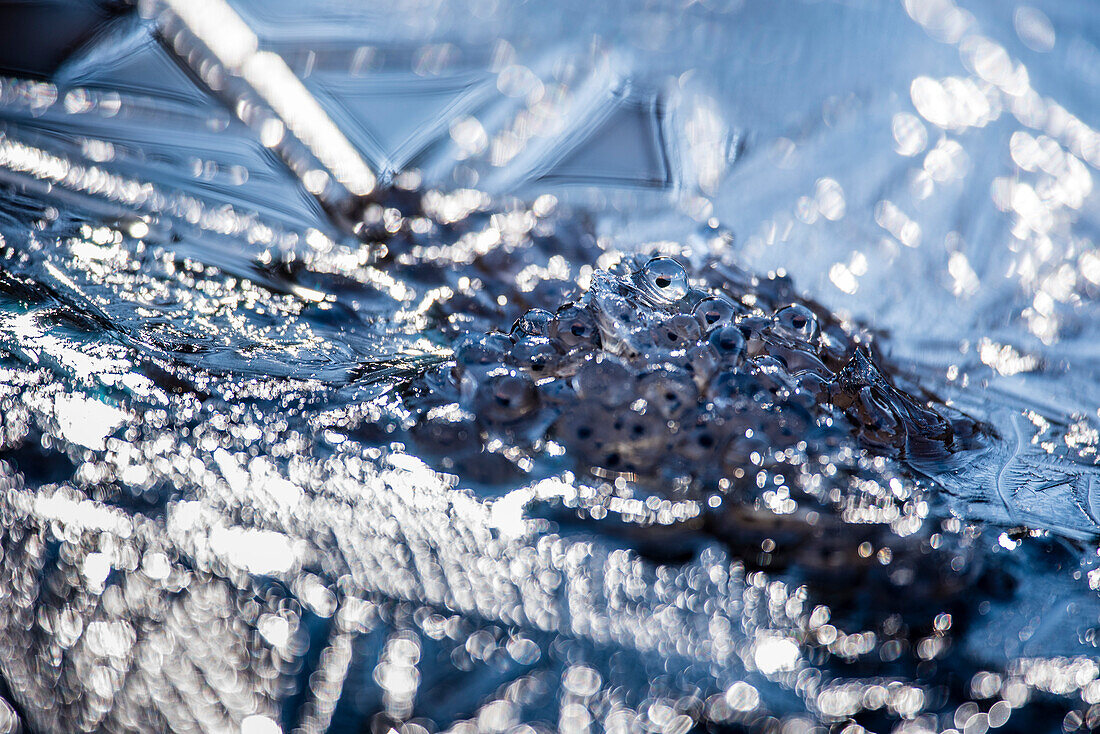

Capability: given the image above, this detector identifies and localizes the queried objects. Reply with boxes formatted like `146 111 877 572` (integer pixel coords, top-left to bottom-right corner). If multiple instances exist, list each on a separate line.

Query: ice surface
0 0 1098 732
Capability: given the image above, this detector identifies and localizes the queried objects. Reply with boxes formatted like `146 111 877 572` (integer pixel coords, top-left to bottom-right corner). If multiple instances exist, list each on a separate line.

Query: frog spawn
403 254 981 497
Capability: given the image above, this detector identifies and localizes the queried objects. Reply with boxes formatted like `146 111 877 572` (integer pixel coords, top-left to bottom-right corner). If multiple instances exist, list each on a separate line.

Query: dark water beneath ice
0 1 1098 733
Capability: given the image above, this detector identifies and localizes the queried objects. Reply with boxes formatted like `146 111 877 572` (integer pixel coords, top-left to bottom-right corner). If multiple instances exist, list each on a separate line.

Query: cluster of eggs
400 253 975 495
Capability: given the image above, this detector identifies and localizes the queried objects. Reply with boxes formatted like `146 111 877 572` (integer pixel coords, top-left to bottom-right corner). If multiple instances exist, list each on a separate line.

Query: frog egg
537 375 575 405
678 287 713 313
650 314 702 351
768 343 830 378
512 308 555 337
707 326 746 365
686 343 719 386
674 420 727 462
775 303 820 341
554 404 611 451
736 315 772 357
611 414 668 472
638 368 698 420
410 411 479 457
706 369 766 403
573 356 635 407
593 291 643 329
692 296 741 330
550 304 601 349
473 369 540 423
453 332 512 376
511 336 561 377
721 434 772 471
612 409 665 445
618 325 660 358
635 256 689 303
736 315 772 336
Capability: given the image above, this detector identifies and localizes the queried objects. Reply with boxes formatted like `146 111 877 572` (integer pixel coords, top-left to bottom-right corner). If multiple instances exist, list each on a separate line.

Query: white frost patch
258 613 292 647
168 500 302 576
209 526 299 575
34 492 133 536
54 393 127 450
240 715 283 734
753 636 800 675
213 450 303 511
490 488 534 538
82 552 113 590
